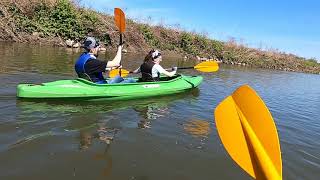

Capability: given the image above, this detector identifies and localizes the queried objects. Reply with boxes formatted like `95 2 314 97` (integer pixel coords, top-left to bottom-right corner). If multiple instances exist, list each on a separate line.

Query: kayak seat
136 75 180 82
78 73 107 84
159 76 179 81
139 72 157 82
78 73 93 82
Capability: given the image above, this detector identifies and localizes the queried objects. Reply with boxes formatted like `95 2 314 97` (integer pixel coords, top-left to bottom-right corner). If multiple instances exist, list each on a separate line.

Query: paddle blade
109 69 130 78
114 8 126 33
194 61 219 72
214 85 282 179
215 95 257 178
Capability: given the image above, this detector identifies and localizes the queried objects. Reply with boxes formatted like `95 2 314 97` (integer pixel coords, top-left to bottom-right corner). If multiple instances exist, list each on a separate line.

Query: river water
0 43 319 180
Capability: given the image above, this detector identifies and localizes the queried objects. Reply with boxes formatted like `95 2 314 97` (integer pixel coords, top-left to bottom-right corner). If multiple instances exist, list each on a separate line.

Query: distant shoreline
0 0 319 74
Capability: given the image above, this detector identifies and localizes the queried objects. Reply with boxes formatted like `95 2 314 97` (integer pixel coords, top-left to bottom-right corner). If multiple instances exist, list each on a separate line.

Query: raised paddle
108 61 219 78
214 85 282 180
114 8 126 76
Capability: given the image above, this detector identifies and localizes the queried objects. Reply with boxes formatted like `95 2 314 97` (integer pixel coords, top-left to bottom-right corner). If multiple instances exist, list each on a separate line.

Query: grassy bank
0 0 319 74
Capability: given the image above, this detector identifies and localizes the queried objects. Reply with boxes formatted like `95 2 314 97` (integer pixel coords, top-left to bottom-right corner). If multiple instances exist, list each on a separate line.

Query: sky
80 0 320 61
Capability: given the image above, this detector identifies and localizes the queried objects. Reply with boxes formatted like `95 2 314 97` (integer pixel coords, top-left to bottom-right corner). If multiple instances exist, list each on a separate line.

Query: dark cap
82 37 100 50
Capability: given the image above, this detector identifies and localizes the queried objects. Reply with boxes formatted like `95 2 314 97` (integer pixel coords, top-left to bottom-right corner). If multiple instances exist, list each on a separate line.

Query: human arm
106 45 123 68
130 67 141 74
154 64 177 77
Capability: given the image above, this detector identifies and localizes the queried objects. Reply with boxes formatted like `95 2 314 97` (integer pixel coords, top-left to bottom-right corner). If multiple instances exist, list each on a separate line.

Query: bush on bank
0 0 319 74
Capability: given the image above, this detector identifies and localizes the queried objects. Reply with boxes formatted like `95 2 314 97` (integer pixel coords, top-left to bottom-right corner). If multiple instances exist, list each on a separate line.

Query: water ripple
9 131 54 149
0 45 320 179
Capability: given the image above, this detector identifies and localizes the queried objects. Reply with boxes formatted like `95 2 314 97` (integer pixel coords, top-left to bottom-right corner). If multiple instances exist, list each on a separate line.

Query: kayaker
75 37 135 84
131 49 177 82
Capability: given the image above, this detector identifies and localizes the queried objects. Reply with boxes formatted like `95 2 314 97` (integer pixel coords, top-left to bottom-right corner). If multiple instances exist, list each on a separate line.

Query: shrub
304 58 318 67
180 32 198 55
210 40 223 58
139 24 160 47
43 0 85 39
8 0 99 40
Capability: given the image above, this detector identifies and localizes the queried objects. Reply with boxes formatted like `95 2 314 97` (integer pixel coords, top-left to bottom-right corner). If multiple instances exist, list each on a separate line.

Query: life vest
140 61 160 82
74 53 105 83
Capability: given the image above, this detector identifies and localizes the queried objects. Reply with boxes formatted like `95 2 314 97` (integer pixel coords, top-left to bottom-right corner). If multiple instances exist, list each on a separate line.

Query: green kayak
17 74 203 100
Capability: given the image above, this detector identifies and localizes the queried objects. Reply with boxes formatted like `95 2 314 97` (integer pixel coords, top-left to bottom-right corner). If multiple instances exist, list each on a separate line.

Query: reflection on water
79 124 117 177
10 131 53 148
183 119 212 138
79 126 119 150
134 102 170 129
79 131 93 150
1 43 320 179
16 89 200 130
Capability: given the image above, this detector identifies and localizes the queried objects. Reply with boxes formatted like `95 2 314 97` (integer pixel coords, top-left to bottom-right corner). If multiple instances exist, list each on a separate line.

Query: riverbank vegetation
0 0 319 74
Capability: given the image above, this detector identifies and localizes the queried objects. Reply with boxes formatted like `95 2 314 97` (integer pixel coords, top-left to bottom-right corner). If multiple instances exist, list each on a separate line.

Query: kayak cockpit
75 74 184 86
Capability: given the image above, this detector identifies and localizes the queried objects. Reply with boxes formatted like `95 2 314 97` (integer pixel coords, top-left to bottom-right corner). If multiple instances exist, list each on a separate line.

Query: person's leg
108 75 124 84
120 78 137 83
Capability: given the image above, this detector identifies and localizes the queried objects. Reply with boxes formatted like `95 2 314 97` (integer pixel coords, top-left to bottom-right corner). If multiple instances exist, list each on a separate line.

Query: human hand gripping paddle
108 61 219 78
114 8 126 76
214 85 282 180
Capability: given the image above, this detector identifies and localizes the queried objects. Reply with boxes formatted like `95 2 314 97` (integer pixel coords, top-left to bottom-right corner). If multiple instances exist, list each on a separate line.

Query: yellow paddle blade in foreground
114 8 126 33
109 69 129 78
194 61 219 72
214 85 282 180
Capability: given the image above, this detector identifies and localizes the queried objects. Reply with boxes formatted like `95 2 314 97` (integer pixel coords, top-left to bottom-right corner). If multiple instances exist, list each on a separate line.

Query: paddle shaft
238 108 281 179
109 61 219 78
114 8 125 77
175 66 194 70
120 66 193 75
119 34 123 76
120 34 123 45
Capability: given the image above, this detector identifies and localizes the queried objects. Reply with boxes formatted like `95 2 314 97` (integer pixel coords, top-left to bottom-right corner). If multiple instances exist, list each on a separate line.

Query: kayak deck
17 74 203 100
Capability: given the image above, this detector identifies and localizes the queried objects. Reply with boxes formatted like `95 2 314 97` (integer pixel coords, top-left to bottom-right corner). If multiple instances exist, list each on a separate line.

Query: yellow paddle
114 8 126 76
109 68 130 78
214 85 282 180
109 61 219 78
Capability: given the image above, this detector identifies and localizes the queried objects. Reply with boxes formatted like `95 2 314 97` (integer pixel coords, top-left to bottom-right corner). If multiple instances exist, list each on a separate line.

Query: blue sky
81 0 320 61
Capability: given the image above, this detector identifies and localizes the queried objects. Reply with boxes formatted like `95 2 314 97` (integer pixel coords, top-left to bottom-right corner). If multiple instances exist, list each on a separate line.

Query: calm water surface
0 43 319 180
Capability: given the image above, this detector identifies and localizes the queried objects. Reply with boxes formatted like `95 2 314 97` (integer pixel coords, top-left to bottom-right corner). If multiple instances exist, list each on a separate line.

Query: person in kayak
131 49 177 82
75 37 135 84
